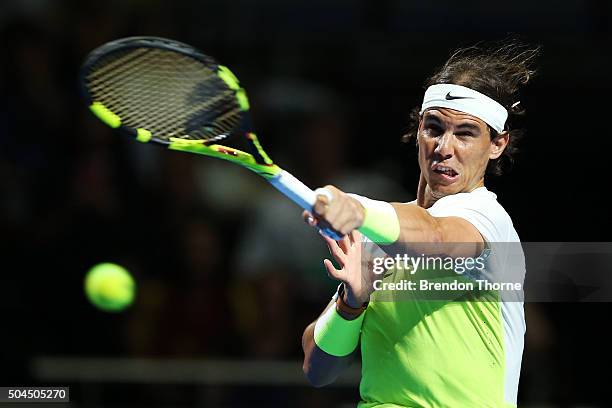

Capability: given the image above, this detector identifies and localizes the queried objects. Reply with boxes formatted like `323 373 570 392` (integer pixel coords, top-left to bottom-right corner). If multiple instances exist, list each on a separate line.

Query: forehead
422 108 488 129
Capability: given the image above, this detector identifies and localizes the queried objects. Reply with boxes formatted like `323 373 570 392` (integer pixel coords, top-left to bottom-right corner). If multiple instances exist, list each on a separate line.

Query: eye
455 131 475 138
424 123 443 136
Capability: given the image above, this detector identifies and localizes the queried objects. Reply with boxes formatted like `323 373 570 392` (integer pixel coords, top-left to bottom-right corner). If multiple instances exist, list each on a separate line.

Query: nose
434 130 454 159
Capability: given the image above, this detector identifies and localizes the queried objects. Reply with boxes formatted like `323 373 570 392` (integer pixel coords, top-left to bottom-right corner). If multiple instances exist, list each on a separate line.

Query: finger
338 234 351 254
313 195 329 217
323 258 343 281
314 187 334 204
320 231 337 247
313 186 335 217
333 204 361 235
323 194 347 231
321 232 346 265
327 195 363 235
302 210 318 226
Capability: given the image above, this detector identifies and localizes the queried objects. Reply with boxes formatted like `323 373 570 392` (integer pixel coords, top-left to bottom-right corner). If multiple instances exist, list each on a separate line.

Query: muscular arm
387 202 485 257
312 186 484 258
302 299 357 387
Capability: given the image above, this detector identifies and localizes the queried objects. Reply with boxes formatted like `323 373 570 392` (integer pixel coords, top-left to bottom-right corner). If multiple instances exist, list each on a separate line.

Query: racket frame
81 36 341 239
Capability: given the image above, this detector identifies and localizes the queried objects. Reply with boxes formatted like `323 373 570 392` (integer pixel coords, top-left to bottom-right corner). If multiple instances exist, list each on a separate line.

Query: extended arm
311 186 484 257
387 202 484 257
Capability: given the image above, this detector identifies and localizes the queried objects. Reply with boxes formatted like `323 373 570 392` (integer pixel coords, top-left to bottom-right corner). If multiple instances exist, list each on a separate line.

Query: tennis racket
80 36 341 239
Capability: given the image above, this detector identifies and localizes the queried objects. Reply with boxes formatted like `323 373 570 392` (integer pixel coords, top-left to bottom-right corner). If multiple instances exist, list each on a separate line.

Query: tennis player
301 42 538 407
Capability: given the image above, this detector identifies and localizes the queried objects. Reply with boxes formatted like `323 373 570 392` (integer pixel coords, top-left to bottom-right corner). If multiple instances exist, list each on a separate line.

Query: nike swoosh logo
445 92 472 100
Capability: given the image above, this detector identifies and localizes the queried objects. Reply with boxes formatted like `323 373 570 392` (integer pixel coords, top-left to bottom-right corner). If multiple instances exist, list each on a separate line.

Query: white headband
420 84 508 133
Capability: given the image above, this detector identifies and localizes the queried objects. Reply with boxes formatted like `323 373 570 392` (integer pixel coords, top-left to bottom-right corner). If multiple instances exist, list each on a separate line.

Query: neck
417 176 485 209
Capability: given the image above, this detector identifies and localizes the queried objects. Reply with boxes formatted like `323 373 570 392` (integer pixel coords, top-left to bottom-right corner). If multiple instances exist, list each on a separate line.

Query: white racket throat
268 170 318 210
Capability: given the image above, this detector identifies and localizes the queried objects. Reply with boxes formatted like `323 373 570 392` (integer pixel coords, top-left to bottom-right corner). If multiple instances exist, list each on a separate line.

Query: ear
417 116 425 133
489 131 509 160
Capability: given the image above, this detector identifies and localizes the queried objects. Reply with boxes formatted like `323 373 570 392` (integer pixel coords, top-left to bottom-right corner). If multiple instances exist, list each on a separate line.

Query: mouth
432 164 459 182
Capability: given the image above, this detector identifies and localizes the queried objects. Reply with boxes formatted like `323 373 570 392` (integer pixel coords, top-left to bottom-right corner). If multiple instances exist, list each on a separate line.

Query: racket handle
269 170 343 241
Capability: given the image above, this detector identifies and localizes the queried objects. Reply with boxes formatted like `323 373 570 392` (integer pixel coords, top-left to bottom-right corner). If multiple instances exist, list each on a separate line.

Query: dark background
1 0 611 407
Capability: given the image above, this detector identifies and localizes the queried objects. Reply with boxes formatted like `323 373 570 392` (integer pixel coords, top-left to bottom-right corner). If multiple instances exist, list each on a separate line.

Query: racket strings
89 48 151 83
86 48 242 142
89 49 221 137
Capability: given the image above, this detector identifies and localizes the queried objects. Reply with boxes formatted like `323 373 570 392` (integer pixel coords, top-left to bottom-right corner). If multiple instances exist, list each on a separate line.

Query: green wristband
358 200 400 245
313 305 365 357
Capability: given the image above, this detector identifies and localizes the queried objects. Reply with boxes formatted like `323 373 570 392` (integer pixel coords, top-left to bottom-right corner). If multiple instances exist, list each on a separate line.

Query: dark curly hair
403 40 540 176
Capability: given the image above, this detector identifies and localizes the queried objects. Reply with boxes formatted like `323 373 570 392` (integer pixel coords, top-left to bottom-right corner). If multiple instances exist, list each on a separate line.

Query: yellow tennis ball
85 263 136 312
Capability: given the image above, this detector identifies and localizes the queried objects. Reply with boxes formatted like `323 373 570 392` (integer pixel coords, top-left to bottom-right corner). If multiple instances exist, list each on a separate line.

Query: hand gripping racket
80 37 340 239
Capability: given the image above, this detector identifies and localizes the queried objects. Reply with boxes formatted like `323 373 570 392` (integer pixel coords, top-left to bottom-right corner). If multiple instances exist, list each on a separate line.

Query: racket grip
269 170 343 241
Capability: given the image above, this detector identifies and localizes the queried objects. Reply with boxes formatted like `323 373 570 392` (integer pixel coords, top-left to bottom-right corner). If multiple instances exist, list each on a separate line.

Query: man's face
417 108 507 197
